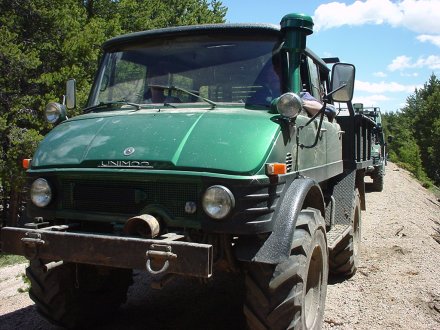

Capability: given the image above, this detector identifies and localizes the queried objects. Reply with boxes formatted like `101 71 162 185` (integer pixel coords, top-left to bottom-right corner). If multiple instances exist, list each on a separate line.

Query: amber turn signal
23 159 32 169
266 163 287 175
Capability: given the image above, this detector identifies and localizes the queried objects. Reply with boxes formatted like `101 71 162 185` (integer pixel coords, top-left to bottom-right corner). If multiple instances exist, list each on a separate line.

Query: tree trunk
8 187 19 227
1 179 8 227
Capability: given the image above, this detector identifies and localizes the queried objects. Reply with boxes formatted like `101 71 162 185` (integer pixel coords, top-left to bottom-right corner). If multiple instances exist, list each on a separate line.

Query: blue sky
221 0 440 112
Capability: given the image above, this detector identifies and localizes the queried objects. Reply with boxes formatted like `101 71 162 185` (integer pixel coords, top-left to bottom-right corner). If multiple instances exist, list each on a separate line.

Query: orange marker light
266 163 287 175
22 159 32 169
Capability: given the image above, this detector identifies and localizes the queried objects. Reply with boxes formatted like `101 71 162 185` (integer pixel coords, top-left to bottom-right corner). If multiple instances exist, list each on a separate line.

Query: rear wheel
26 260 133 329
244 208 328 330
371 164 384 192
329 189 361 277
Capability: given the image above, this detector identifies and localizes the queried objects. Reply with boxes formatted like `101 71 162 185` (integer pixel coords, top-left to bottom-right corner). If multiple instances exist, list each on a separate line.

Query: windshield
88 34 282 109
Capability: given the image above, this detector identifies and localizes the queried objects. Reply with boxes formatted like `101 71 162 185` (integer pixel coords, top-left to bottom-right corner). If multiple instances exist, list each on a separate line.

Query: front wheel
244 208 328 330
26 260 133 329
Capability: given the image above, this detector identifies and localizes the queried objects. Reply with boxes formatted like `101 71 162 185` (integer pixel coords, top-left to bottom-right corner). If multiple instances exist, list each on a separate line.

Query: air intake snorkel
280 13 314 94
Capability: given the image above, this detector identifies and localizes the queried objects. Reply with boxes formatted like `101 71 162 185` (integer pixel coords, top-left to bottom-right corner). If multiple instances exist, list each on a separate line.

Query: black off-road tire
244 208 328 330
371 165 384 192
329 189 361 277
26 260 133 329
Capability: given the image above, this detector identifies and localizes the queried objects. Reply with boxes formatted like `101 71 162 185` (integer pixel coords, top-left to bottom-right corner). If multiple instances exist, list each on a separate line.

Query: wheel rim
304 244 324 328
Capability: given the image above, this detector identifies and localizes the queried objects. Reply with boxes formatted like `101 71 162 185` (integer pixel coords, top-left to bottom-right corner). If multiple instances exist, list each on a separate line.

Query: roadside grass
393 160 434 189
0 252 27 268
392 161 440 245
18 272 30 292
0 253 30 292
429 185 440 200
428 186 440 245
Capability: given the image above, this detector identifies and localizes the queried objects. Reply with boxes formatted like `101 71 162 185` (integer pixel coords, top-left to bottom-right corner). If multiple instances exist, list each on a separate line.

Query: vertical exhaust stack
280 13 314 94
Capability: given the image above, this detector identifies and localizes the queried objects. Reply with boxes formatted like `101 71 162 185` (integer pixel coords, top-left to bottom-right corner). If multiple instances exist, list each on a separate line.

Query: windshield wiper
148 84 217 108
83 101 141 113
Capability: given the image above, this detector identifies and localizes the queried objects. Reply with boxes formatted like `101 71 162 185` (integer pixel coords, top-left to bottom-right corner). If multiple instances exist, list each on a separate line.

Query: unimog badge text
98 160 153 169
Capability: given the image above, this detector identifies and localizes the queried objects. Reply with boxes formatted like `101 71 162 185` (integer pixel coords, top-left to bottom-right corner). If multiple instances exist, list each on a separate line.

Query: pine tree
0 0 226 226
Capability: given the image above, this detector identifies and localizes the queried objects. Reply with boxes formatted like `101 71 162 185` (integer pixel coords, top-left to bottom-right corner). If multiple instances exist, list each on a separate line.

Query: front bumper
1 227 213 278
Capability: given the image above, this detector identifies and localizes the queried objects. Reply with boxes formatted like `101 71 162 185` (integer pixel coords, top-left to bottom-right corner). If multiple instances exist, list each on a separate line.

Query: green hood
32 110 280 175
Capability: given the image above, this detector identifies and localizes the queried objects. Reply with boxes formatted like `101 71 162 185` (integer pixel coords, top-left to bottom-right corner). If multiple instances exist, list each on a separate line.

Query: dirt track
0 162 439 329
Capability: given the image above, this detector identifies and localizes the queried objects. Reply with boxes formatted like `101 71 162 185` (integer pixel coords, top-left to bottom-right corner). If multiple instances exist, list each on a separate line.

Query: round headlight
30 178 52 207
276 93 302 118
202 185 235 220
45 102 66 124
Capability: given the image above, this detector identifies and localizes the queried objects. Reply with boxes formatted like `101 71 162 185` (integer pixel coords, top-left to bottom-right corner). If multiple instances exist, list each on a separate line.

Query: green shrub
0 252 27 268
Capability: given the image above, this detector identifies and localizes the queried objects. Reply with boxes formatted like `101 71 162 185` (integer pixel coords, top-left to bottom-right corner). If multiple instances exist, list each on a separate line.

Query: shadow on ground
0 271 246 330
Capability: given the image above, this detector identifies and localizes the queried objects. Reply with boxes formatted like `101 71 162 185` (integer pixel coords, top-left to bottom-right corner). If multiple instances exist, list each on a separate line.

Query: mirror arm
297 103 326 149
302 101 327 128
323 83 347 103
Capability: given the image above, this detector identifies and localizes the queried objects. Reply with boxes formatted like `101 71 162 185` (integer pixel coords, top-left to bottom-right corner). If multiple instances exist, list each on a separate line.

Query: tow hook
146 244 177 275
21 232 45 259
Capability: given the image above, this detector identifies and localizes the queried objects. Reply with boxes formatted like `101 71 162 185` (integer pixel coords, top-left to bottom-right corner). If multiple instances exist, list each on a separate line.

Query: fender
235 177 324 264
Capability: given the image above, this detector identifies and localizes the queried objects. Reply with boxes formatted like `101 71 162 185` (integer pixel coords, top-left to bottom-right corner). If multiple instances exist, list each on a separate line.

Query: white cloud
356 80 420 93
314 0 400 31
398 0 440 33
387 55 412 71
417 34 440 47
417 55 440 69
314 0 440 35
373 71 387 78
387 55 440 71
400 72 419 77
353 94 392 107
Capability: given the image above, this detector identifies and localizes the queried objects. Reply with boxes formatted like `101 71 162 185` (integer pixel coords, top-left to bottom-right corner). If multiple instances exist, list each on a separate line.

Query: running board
327 224 352 250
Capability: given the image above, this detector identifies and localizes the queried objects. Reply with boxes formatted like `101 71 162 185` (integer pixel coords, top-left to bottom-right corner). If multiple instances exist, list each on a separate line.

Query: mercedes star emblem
123 147 135 156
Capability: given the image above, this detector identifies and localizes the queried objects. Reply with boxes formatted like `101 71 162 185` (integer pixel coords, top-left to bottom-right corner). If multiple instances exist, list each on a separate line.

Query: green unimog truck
354 104 387 191
1 13 375 329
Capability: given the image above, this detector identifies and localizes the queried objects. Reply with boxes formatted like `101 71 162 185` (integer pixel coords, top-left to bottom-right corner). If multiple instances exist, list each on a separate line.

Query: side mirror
330 63 355 102
387 135 394 143
66 78 76 109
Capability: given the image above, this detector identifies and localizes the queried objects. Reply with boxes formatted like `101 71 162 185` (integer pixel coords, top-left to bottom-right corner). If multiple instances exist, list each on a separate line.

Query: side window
307 57 321 101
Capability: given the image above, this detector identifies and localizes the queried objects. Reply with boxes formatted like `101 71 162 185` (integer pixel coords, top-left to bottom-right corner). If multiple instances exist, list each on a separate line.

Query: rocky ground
0 162 439 329
323 162 440 329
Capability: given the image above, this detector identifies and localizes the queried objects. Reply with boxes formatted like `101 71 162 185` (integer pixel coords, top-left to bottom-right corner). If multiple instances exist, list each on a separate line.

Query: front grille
61 180 198 217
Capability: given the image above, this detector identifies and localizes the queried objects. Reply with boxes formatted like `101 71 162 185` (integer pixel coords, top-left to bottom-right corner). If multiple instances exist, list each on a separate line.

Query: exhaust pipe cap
124 214 160 238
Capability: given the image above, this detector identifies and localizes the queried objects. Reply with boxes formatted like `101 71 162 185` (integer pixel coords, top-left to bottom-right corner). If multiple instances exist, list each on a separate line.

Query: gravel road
1 162 439 329
323 162 440 329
